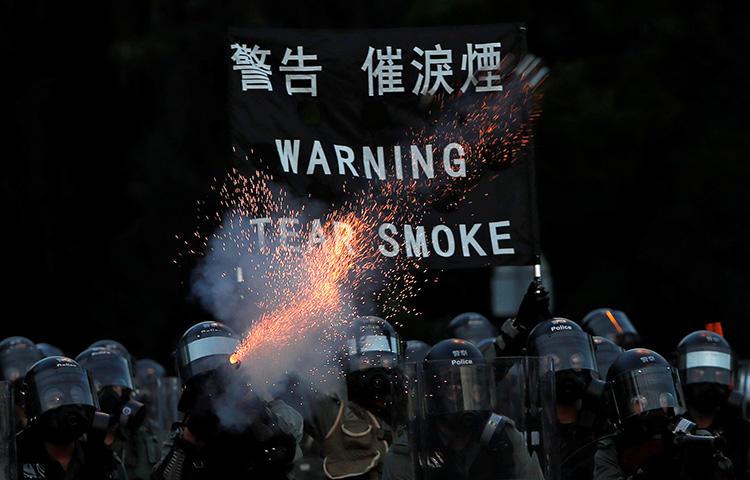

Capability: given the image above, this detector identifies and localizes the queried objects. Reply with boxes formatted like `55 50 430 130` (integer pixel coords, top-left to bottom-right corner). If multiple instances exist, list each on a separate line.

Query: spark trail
184 54 548 382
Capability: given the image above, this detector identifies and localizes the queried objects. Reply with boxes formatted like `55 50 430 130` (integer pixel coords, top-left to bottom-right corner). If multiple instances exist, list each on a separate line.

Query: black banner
228 24 540 268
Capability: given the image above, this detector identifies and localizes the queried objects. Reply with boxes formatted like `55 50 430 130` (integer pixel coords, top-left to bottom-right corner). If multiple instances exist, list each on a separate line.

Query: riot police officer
527 318 606 479
592 336 625 438
0 337 44 383
581 309 641 350
383 339 543 480
0 336 44 428
134 359 172 442
135 360 166 386
676 331 750 478
307 316 402 480
152 321 301 480
448 313 496 346
16 356 123 480
76 347 159 480
595 348 731 480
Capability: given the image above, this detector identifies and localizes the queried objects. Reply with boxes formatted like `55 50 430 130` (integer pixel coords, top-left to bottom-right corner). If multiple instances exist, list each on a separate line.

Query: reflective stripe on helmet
347 335 399 355
183 337 239 362
685 351 732 370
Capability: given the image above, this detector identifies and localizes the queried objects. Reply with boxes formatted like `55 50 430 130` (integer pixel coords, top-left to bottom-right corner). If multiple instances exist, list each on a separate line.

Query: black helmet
345 316 402 422
448 312 496 344
345 316 402 373
581 308 640 349
0 336 44 382
404 340 431 364
24 356 98 426
422 339 494 417
527 318 598 376
88 339 130 359
76 347 135 392
175 321 239 385
134 358 166 386
37 343 64 358
676 330 734 388
593 336 624 380
607 348 685 426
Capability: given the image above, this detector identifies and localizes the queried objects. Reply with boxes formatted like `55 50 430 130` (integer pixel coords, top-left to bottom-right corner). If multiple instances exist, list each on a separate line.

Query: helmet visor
611 366 685 421
678 350 733 387
29 367 96 415
533 332 598 374
79 354 134 391
177 336 239 382
347 334 400 372
453 322 494 344
585 311 638 343
424 361 494 415
1 349 43 382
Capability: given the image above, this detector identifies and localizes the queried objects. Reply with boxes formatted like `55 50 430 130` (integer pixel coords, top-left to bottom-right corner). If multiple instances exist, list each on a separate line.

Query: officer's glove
515 280 551 330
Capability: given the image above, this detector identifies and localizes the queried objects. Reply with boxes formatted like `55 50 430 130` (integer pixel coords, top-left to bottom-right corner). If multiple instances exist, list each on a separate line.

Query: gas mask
97 386 145 430
98 386 127 415
556 371 590 405
686 383 729 416
346 367 396 420
621 409 673 446
37 405 93 444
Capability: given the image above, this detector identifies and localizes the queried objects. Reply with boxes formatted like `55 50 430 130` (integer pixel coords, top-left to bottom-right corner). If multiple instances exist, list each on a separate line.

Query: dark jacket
151 400 301 480
17 429 123 480
594 431 736 480
110 422 161 480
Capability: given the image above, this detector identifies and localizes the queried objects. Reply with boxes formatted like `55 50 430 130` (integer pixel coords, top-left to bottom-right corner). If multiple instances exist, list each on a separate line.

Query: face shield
346 334 401 372
453 320 495 345
532 331 598 375
79 354 134 392
424 360 494 416
678 350 734 387
610 366 685 422
26 366 97 418
0 348 43 382
176 335 239 383
583 309 639 346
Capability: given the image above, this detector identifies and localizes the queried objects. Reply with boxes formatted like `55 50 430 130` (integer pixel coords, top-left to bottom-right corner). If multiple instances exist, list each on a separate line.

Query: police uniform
17 429 124 480
153 397 301 480
18 357 123 480
109 422 161 480
153 321 302 480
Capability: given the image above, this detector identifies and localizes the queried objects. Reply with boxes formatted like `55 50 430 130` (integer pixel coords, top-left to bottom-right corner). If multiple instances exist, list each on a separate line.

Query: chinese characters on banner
231 42 503 97
228 25 540 268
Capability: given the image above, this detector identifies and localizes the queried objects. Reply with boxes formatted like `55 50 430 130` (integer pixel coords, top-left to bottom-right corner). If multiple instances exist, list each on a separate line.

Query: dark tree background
2 1 749 368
